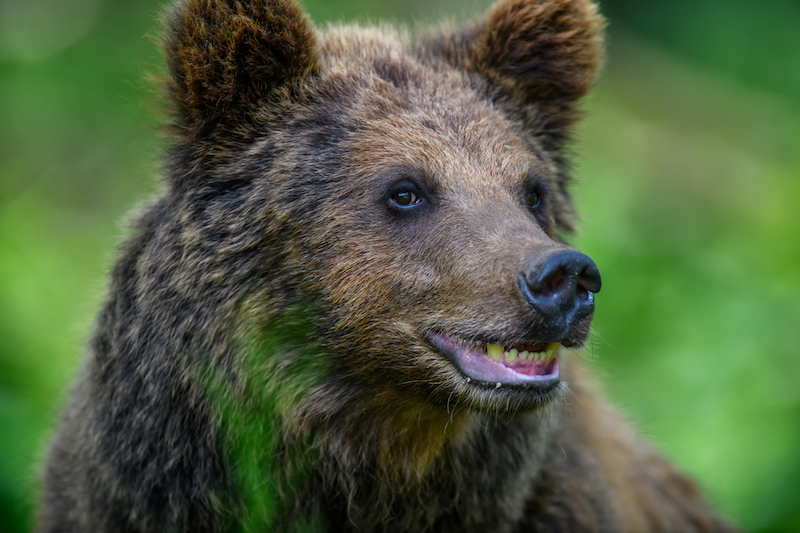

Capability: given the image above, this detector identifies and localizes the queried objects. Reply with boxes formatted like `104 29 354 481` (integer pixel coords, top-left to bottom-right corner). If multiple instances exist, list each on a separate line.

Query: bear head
160 0 604 430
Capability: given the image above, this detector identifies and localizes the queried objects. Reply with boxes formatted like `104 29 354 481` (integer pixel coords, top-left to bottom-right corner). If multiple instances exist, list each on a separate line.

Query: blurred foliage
0 0 798 531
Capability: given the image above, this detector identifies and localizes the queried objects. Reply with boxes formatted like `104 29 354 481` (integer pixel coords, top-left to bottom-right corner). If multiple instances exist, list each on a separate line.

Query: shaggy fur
39 0 737 531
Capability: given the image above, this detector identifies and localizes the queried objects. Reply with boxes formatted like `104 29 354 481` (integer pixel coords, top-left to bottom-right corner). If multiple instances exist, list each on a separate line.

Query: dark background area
1 0 798 531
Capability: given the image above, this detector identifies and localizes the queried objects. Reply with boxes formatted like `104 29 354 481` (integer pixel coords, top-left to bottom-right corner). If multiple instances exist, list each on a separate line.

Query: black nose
518 248 601 331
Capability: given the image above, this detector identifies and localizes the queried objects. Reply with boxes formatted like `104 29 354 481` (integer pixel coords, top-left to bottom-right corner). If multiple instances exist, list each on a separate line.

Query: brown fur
39 1 737 531
164 0 320 140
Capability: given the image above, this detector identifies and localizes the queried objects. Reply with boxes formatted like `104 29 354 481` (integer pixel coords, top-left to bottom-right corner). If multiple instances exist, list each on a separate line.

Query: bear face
303 54 600 413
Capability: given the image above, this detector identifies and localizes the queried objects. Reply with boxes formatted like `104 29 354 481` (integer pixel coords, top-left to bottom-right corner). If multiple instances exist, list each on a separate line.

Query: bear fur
39 0 737 531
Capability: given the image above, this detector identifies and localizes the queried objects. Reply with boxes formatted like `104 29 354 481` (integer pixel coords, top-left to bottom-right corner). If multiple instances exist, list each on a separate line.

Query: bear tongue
503 357 557 377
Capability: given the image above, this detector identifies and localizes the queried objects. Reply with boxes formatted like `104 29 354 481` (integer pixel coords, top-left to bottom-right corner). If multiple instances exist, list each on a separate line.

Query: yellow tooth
519 350 529 360
546 342 561 359
487 344 503 362
507 348 518 363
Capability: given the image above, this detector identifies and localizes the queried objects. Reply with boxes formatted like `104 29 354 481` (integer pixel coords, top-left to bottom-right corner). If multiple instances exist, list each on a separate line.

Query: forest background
1 0 798 531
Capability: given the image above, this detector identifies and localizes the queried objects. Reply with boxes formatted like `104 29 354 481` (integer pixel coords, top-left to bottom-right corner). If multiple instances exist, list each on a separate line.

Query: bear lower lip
428 331 560 388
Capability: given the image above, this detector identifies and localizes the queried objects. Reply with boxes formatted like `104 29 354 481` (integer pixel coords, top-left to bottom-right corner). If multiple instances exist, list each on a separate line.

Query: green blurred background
1 0 798 531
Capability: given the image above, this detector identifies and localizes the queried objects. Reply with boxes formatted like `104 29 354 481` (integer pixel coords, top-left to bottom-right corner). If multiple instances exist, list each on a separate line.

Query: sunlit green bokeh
1 1 798 531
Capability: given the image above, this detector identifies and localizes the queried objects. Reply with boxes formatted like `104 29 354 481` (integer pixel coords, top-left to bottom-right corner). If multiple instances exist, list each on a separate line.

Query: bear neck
289 400 564 532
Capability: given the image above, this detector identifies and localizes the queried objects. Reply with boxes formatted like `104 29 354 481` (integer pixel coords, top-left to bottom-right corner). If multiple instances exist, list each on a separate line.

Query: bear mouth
428 331 560 389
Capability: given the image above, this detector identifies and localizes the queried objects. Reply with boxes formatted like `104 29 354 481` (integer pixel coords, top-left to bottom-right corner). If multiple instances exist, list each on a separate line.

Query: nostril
576 284 590 301
540 269 566 298
577 261 602 295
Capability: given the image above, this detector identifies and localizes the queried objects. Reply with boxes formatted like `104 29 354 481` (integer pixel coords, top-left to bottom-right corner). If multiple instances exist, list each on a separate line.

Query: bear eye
385 176 430 215
526 191 541 210
389 189 423 209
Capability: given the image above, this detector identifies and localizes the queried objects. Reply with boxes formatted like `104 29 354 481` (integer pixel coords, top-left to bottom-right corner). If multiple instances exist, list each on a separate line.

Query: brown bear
38 0 737 531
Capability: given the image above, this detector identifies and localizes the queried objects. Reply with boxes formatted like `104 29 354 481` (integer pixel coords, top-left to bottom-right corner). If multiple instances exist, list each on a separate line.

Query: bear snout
517 248 601 338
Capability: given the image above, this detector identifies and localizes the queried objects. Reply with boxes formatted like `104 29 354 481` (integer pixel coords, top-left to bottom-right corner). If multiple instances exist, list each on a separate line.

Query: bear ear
162 0 320 140
434 0 605 136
